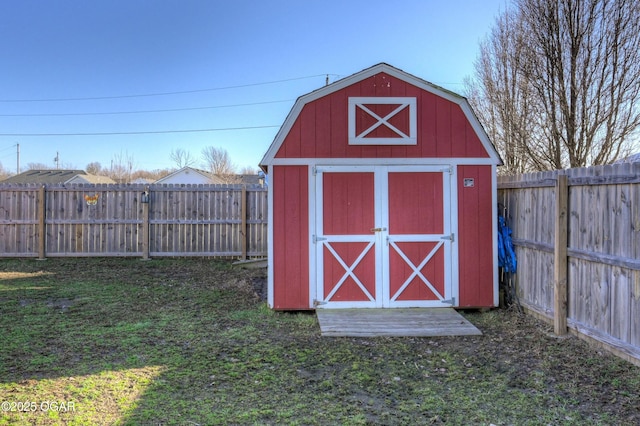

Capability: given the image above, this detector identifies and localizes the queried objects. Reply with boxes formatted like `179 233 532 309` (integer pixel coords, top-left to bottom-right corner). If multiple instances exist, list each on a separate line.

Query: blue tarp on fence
497 215 517 273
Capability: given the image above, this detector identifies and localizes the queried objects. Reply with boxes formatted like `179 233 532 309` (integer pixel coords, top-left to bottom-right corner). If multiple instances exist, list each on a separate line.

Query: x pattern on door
323 241 376 303
388 240 445 302
316 166 452 308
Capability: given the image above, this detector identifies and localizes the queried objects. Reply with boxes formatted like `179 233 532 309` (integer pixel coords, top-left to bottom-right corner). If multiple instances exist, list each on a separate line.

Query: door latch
370 227 387 233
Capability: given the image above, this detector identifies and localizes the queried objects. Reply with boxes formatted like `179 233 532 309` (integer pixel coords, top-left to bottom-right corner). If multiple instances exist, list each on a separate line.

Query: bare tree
468 0 640 170
201 146 237 182
131 168 173 182
467 7 536 173
0 162 11 180
109 151 136 184
239 165 259 175
26 162 50 170
170 148 196 168
85 162 103 175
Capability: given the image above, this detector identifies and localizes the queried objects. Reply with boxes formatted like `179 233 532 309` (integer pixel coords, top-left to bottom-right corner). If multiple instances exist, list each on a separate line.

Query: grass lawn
0 258 639 425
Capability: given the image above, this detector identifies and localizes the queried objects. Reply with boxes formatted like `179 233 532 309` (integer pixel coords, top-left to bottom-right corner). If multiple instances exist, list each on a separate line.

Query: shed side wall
457 165 495 307
272 165 310 309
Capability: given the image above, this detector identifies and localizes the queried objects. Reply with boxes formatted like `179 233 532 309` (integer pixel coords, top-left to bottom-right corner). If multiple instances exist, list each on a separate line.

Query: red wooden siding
275 72 489 160
272 165 309 309
323 173 374 235
388 172 443 234
457 165 494 307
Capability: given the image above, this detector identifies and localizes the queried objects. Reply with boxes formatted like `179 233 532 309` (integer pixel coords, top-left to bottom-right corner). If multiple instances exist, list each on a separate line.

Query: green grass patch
0 258 639 425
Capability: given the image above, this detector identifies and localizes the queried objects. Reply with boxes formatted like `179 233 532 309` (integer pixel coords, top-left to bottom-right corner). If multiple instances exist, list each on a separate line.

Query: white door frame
313 165 457 309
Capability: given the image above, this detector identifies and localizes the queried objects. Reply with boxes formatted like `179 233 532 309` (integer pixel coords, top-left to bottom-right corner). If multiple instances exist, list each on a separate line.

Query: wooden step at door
316 308 482 337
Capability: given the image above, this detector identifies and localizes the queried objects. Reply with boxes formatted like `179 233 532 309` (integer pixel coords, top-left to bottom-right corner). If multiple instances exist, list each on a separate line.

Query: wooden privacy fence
498 162 640 365
0 183 268 259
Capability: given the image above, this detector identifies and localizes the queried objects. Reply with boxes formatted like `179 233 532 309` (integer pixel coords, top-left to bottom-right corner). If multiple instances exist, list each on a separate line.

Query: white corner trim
308 165 317 309
491 164 499 307
267 165 275 308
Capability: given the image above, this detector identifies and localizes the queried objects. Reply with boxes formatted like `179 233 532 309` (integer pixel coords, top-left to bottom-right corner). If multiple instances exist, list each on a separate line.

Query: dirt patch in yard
207 261 639 424
1 258 638 425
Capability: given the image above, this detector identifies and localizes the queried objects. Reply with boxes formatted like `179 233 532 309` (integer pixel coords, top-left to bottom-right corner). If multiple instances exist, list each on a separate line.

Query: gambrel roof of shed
260 63 502 168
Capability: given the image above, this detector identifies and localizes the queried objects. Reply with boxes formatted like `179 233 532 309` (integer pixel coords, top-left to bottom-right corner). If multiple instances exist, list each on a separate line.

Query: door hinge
313 299 327 307
312 235 327 244
441 233 455 242
441 297 456 305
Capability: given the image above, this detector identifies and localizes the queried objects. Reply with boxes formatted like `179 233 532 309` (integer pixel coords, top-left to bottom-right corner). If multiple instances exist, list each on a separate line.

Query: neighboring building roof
0 169 114 184
615 152 640 163
0 168 263 185
154 167 224 184
130 177 155 184
66 174 115 184
154 167 264 185
232 174 264 185
211 174 264 185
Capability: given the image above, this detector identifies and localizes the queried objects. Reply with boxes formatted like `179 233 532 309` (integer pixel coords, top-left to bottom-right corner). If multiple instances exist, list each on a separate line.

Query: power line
0 75 338 103
0 125 280 137
0 99 295 117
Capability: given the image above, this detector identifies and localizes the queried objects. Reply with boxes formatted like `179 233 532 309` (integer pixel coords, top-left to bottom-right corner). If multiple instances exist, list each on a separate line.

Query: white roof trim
267 157 499 166
260 63 503 167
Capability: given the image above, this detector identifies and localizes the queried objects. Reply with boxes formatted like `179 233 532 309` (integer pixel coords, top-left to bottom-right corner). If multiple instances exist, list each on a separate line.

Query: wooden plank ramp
316 308 482 337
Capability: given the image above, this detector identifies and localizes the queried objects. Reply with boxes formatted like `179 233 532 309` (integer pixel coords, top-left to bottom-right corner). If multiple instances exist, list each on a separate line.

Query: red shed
260 63 502 310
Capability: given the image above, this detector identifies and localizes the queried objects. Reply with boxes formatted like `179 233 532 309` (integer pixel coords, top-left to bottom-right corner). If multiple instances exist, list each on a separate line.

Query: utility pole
16 143 20 174
54 152 60 169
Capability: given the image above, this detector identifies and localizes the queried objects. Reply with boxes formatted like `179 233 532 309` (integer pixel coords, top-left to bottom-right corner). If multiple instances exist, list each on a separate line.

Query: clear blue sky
0 0 507 174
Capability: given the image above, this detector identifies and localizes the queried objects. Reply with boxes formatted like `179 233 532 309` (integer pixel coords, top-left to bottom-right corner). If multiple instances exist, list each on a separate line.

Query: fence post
241 186 247 260
37 185 46 260
142 187 150 260
554 174 568 335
